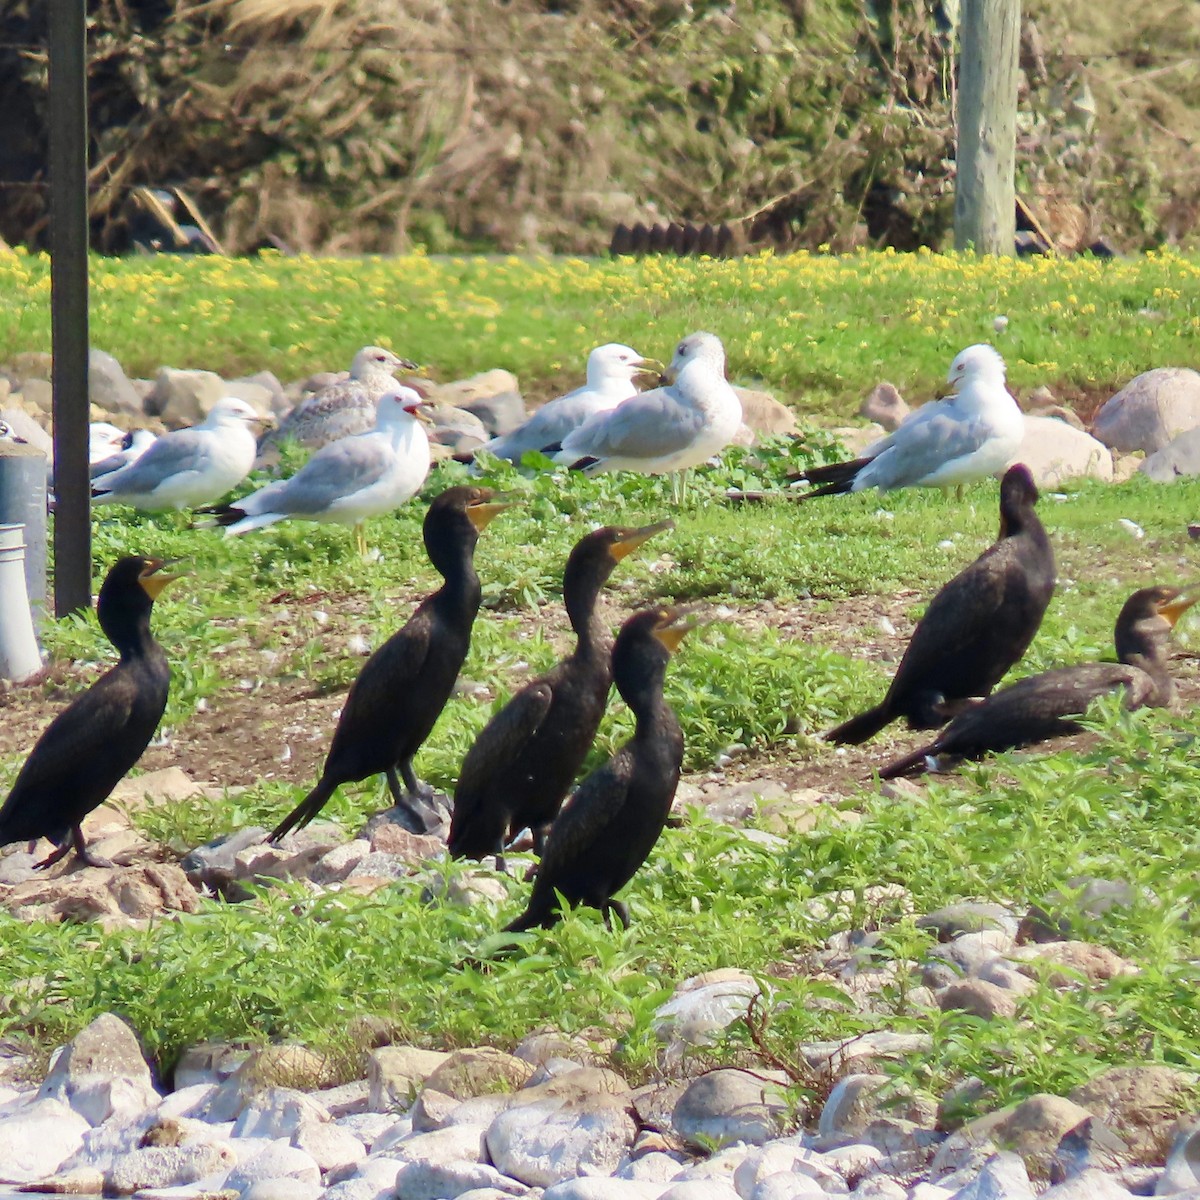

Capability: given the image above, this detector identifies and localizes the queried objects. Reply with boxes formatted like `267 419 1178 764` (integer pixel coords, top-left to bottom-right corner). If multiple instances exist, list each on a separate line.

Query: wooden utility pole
954 0 1020 254
48 0 93 615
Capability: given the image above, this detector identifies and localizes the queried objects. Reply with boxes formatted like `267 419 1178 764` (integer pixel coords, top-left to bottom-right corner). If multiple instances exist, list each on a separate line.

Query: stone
936 1095 1094 1177
242 1181 324 1200
511 1067 632 1106
1049 1116 1130 1182
541 1180 670 1200
1019 877 1136 943
147 367 230 427
173 1042 252 1090
849 1180 905 1199
1069 1065 1198 1163
748 1171 832 1200
311 840 371 885
9 350 54 380
182 827 274 897
909 1187 955 1200
16 377 53 415
89 349 144 418
424 1047 535 1099
616 1150 687 1183
1092 368 1200 454
234 1044 339 1092
946 1150 1036 1199
229 1087 331 1138
1140 429 1200 482
652 970 761 1062
799 1031 932 1074
335 1110 397 1150
5 863 200 926
430 370 522 417
937 979 1018 1021
513 1031 597 1069
1040 1169 1136 1199
0 407 52 454
321 1157 404 1200
486 1095 637 1186
658 1181 743 1200
918 903 1020 941
233 370 289 415
38 1013 158 1126
374 1120 486 1162
671 1070 790 1149
462 391 527 439
731 1142 850 1196
103 1142 236 1193
1017 415 1113 485
860 383 910 431
394 1157 531 1199
818 1074 936 1140
1009 940 1138 988
734 389 797 439
1156 1123 1200 1193
223 1141 321 1190
0 1097 91 1183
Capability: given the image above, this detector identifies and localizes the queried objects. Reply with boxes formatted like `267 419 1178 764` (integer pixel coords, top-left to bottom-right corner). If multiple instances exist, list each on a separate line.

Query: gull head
350 345 419 380
586 343 663 388
947 343 1006 388
206 397 270 430
666 331 727 382
377 385 433 427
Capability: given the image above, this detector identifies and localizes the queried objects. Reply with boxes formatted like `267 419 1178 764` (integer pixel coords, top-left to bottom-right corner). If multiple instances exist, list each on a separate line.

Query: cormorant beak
138 558 187 599
652 606 701 653
608 518 675 561
1158 591 1200 626
467 497 518 530
634 358 666 381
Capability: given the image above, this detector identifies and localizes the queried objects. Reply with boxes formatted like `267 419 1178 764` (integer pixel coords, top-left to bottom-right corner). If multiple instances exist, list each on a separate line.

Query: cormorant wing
456 683 554 801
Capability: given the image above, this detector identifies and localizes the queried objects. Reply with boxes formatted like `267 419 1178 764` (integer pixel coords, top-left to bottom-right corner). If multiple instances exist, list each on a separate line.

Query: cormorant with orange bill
503 606 693 933
0 556 181 868
449 519 673 866
270 486 512 842
826 463 1055 745
879 585 1198 779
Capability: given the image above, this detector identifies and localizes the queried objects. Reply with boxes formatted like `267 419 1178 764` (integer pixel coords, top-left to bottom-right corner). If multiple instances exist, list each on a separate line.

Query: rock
148 367 228 427
0 1097 91 1183
860 383 909 431
542 1180 669 1200
947 1150 1036 1199
0 407 52 455
658 1181 742 1200
800 1031 932 1074
394 1158 530 1199
733 389 797 439
917 903 1020 941
233 371 289 416
818 1074 935 1140
616 1150 686 1183
89 349 144 418
364 819 445 861
671 1070 790 1149
1019 877 1136 943
652 970 761 1061
104 1142 236 1194
223 1141 321 1190
423 1047 535 1099
1092 368 1200 454
462 391 527 439
229 1087 331 1138
182 827 273 897
1027 418 1112 486
486 1094 637 1186
731 1142 850 1197
849 1179 905 1199
1155 1123 1200 1193
233 1044 339 1092
1049 1116 1131 1182
937 979 1018 1021
322 1157 404 1200
220 379 276 418
1009 940 1138 988
367 1045 451 1111
173 1041 252 1090
4 863 200 926
936 1095 1094 1177
430 370 522 428
513 1031 599 1069
1069 1065 1198 1163
9 350 54 381
241 1181 324 1200
312 841 371 885
1040 1169 1137 1198
38 1013 158 1126
1140 428 1200 482
424 403 490 453
373 1119 486 1161
909 1186 955 1200
511 1067 632 1106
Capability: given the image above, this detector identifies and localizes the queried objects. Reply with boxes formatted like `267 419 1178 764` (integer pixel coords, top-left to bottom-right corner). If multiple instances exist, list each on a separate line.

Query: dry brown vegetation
0 0 1196 255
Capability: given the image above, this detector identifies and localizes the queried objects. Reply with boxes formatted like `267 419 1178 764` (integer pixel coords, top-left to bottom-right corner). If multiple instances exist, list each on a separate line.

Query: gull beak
138 557 188 599
405 400 437 426
608 518 675 561
652 605 702 653
396 357 420 371
634 358 666 382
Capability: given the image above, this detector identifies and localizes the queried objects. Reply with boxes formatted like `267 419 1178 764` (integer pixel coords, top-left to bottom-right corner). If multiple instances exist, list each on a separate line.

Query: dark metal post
48 0 92 615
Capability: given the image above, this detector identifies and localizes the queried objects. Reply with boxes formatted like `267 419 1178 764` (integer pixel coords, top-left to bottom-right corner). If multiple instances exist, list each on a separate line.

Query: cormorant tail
824 703 895 746
269 776 338 843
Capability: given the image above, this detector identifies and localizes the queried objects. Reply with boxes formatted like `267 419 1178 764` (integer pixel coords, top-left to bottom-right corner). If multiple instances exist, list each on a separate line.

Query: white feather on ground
484 343 656 462
209 386 431 547
91 399 263 511
556 331 742 478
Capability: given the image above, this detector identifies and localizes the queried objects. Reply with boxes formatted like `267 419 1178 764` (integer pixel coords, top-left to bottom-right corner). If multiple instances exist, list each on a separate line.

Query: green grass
3 249 1200 416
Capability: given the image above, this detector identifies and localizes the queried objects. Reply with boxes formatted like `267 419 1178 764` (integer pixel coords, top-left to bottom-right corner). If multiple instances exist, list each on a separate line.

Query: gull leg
355 523 368 557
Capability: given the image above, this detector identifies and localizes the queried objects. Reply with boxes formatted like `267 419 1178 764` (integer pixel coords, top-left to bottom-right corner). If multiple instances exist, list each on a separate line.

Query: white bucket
0 524 44 682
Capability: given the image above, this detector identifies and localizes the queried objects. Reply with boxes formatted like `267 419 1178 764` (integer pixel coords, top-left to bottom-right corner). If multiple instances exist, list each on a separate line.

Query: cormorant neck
618 654 669 727
1123 653 1174 705
427 523 481 612
99 596 156 661
565 569 610 659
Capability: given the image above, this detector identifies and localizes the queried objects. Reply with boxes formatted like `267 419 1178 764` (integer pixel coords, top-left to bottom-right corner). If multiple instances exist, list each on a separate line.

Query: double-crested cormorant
269 486 511 842
0 556 181 868
790 345 1023 499
449 519 674 864
879 585 1198 779
503 606 692 933
826 463 1055 744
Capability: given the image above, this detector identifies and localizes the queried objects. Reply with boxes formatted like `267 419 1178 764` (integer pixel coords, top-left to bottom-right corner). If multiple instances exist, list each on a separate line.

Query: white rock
291 1119 364 1172
336 1110 400 1150
230 1088 331 1138
658 1181 742 1200
158 1083 218 1119
816 1142 882 1181
948 1151 1035 1200
1092 367 1200 454
850 1179 906 1199
223 1140 321 1190
748 1174 829 1200
0 1097 91 1182
1140 428 1200 482
672 1071 789 1149
909 1186 954 1200
617 1151 689 1183
1017 416 1112 485
732 1142 849 1197
375 1120 487 1162
367 1046 451 1111
1156 1123 1200 1194
542 1180 668 1200
322 1157 404 1200
105 1143 237 1194
241 1180 325 1200
487 1096 638 1186
394 1157 531 1199
1041 1168 1135 1199
652 971 761 1059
